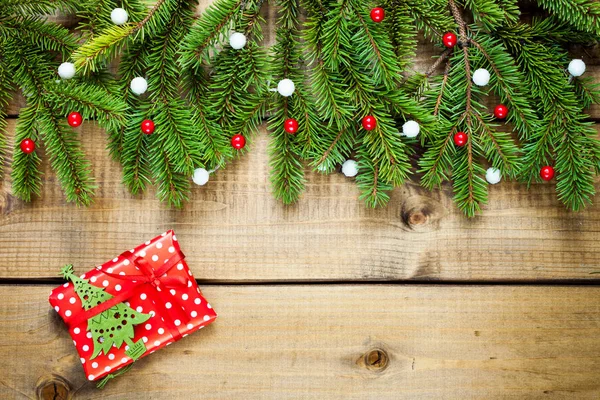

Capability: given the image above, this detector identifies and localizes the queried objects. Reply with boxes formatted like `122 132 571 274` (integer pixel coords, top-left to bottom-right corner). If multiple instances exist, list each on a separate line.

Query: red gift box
49 230 217 382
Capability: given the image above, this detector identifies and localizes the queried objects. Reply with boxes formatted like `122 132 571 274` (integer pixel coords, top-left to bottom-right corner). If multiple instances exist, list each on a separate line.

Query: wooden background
2 2 600 399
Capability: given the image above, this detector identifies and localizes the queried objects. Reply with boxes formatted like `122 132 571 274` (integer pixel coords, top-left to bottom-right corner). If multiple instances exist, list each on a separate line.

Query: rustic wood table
2 3 600 399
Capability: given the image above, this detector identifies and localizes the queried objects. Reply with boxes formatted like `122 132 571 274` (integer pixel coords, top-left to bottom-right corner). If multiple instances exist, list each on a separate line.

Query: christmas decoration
472 68 490 87
231 134 246 150
568 59 586 77
418 0 600 217
284 118 299 134
453 131 467 147
192 168 210 186
0 1 127 206
49 231 217 386
362 115 377 131
20 138 35 154
443 32 457 48
58 62 76 80
486 168 502 185
277 79 295 97
130 77 148 96
3 0 600 217
402 120 420 138
141 119 155 135
540 165 555 181
229 32 247 50
73 0 268 207
61 264 151 360
68 111 83 128
110 8 129 25
370 7 385 23
342 160 359 177
494 104 508 119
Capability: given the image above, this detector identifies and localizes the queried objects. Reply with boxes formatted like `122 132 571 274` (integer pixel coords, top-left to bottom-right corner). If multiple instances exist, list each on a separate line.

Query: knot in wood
400 195 446 230
36 374 71 400
364 348 389 372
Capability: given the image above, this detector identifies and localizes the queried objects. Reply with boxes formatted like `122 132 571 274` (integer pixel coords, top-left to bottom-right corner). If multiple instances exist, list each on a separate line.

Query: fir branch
183 65 231 169
452 144 488 216
402 0 454 39
573 77 600 110
152 100 200 175
179 0 244 68
121 106 152 195
73 24 138 73
149 143 191 207
320 0 352 71
268 0 306 204
356 150 393 207
348 0 401 89
268 96 306 204
0 59 11 179
474 113 519 177
38 105 96 204
555 122 596 210
109 39 149 160
460 0 514 31
3 16 79 58
382 0 417 71
469 36 539 139
498 22 600 210
73 0 169 73
302 3 353 127
78 0 146 38
534 0 600 35
43 82 127 133
10 106 43 202
0 0 78 15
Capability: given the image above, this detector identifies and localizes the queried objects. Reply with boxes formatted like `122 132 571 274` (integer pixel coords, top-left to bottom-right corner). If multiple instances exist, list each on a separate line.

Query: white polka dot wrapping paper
48 230 217 383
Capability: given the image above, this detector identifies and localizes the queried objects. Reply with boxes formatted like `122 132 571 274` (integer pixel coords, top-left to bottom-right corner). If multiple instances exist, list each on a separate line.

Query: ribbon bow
68 250 191 342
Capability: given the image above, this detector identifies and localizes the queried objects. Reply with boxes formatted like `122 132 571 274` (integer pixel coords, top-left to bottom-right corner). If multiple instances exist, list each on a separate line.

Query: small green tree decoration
61 264 150 360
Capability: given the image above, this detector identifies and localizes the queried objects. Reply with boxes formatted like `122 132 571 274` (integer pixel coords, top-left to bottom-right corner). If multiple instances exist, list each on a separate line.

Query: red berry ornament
494 104 508 119
540 165 555 181
231 134 246 150
141 119 155 135
370 7 385 23
20 138 35 154
67 112 82 127
443 32 457 48
453 131 467 147
284 118 299 134
362 115 377 131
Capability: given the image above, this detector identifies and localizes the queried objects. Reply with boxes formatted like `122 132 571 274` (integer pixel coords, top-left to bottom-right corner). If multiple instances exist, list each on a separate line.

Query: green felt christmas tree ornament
61 265 150 361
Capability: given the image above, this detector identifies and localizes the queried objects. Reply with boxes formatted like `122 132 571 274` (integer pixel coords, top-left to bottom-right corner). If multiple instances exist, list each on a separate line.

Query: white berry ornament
342 160 359 177
58 62 76 79
402 120 420 138
192 168 210 186
472 68 490 87
277 79 295 97
130 77 148 95
568 59 586 77
110 8 129 25
229 32 247 50
485 167 501 184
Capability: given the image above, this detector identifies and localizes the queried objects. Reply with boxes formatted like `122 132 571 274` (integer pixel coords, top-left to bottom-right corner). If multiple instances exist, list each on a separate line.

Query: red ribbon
68 250 190 342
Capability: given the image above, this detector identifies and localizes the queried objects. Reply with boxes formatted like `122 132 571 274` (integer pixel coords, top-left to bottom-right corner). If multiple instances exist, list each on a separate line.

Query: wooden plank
2 284 600 399
2 119 600 282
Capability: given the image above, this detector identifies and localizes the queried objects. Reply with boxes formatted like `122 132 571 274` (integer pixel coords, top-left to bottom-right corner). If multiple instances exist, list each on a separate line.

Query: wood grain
2 284 600 399
2 119 600 282
2 1 600 283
